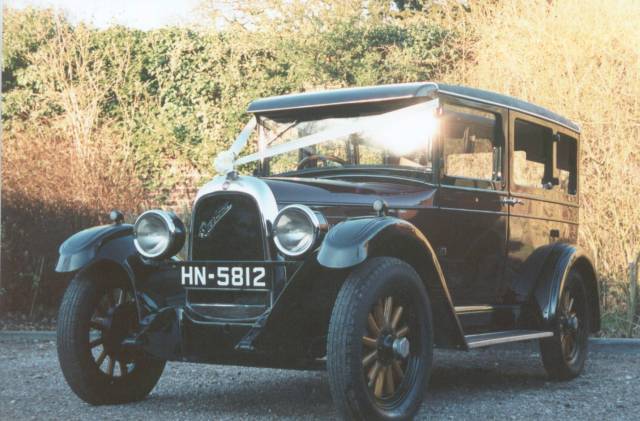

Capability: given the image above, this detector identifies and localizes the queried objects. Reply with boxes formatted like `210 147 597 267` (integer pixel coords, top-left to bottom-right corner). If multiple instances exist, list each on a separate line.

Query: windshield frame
231 98 440 179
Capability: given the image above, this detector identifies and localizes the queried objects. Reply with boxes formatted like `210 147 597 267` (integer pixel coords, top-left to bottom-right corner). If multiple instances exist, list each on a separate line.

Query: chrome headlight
273 205 327 258
133 210 186 259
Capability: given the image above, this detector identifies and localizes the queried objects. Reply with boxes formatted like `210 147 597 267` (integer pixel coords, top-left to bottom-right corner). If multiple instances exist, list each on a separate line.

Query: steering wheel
297 154 347 170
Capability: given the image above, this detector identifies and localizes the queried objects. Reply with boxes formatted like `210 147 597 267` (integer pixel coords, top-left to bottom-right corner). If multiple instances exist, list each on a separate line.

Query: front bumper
128 256 331 368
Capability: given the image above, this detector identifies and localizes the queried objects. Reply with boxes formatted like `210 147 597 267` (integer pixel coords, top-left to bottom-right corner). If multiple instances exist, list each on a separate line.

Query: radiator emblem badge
198 202 233 239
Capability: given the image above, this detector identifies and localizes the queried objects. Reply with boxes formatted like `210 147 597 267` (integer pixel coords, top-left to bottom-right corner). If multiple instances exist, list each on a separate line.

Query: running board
465 330 554 349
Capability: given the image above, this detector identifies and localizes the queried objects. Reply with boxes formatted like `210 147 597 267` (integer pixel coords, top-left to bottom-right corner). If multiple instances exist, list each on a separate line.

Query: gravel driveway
1 336 638 420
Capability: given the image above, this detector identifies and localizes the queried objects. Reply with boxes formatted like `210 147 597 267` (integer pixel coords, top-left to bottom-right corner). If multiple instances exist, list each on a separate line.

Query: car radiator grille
188 193 270 320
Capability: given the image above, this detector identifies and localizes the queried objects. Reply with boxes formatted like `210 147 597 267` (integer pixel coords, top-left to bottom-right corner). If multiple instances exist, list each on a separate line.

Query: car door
505 112 580 303
432 98 510 306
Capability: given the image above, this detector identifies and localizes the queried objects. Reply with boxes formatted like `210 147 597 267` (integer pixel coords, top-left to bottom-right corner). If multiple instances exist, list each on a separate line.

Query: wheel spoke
374 300 385 327
396 325 409 338
567 297 575 313
566 334 574 354
107 356 115 376
89 337 103 348
116 289 125 306
391 306 404 330
368 361 381 385
119 360 128 376
374 367 385 398
95 350 107 367
392 360 404 381
362 350 377 367
384 366 395 396
367 314 381 337
362 336 377 349
383 296 393 327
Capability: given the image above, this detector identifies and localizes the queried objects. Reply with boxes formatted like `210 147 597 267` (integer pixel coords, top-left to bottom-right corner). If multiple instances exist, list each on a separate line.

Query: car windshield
234 99 439 177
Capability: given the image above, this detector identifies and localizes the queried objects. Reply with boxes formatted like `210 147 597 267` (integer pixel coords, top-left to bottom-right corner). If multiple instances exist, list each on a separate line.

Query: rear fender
318 217 466 349
529 243 600 333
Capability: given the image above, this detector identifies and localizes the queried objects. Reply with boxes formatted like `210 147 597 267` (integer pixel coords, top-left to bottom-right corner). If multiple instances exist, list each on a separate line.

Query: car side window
556 133 578 195
441 104 501 189
513 119 554 190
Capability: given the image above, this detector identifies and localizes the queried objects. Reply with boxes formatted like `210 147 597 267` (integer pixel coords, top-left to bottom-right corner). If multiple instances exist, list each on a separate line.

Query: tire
57 270 165 405
539 269 590 380
327 257 434 420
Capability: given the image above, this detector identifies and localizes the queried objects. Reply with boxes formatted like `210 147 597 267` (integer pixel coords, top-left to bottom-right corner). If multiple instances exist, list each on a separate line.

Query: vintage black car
56 82 600 420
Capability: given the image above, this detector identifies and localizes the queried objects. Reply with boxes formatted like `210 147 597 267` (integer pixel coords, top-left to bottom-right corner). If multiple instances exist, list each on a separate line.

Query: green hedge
1 5 461 315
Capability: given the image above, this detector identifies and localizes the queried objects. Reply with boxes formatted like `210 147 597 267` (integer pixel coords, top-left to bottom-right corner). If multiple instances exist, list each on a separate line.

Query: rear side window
513 119 553 190
557 133 578 195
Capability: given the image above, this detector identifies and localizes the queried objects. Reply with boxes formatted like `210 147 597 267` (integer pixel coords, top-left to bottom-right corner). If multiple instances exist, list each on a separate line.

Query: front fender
318 217 408 269
56 224 135 272
318 216 466 349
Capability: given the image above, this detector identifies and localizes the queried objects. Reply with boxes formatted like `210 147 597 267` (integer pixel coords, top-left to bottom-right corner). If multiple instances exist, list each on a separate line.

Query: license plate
180 263 270 290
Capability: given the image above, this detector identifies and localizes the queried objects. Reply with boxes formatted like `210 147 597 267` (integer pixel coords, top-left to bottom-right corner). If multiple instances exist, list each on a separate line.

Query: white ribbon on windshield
213 117 257 175
234 99 439 167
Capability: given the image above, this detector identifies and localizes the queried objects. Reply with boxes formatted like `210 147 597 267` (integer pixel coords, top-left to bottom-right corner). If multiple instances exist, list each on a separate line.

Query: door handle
500 197 524 206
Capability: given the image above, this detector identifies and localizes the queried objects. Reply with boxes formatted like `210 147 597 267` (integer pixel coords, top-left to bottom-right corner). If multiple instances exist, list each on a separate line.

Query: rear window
557 133 578 195
513 119 554 190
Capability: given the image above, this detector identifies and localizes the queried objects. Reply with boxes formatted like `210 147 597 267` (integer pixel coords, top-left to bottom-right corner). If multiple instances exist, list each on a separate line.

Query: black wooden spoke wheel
540 269 590 380
362 295 413 401
57 269 165 405
328 257 433 420
88 287 138 378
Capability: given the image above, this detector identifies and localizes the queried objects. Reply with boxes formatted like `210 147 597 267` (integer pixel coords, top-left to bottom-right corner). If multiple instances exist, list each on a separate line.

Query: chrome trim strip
466 330 554 349
189 303 266 308
185 287 271 292
455 305 496 313
439 207 508 217
509 212 578 226
440 184 508 195
511 191 579 208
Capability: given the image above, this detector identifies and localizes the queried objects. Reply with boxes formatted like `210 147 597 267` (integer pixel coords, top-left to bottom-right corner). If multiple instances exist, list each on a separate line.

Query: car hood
263 176 436 210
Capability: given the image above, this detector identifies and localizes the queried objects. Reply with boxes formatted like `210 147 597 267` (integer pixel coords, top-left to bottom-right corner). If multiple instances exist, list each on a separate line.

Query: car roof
247 82 580 133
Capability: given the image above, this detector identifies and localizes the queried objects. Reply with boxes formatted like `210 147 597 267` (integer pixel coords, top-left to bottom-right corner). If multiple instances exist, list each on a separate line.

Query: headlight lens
273 205 327 258
133 210 185 259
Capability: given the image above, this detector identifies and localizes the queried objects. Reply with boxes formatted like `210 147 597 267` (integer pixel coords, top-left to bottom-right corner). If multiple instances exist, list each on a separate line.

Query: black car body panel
55 82 598 371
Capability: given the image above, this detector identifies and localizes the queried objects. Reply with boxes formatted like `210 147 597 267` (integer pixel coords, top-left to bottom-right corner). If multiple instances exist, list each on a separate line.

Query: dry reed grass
437 0 640 334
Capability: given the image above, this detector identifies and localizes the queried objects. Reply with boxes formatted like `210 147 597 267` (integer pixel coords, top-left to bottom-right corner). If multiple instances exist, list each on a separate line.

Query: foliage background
1 0 638 335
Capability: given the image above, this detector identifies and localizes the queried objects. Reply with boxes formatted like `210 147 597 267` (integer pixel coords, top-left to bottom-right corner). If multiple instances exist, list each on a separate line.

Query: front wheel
539 269 590 380
327 257 433 420
57 270 165 405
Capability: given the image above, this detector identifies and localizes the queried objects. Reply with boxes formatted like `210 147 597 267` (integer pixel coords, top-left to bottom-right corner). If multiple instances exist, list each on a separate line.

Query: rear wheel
540 270 590 380
327 257 433 420
57 270 165 404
